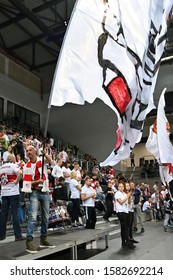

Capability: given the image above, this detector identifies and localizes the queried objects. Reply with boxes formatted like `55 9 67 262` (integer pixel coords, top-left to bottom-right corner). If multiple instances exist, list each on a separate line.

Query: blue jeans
26 191 50 238
0 195 22 238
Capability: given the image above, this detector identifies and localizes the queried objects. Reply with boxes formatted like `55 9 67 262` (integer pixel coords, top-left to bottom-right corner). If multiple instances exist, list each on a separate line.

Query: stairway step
108 229 121 239
96 223 119 231
96 215 119 223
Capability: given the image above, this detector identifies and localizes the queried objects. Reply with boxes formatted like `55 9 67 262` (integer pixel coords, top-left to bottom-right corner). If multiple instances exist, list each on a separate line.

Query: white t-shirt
142 201 152 212
51 165 63 178
62 166 71 183
72 169 82 183
2 151 10 162
59 150 68 162
151 193 157 203
70 178 80 199
0 162 20 196
115 190 128 213
81 185 96 207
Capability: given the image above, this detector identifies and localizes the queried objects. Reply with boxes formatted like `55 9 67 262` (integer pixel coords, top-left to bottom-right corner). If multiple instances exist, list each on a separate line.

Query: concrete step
108 228 121 239
96 221 119 230
96 215 118 223
95 214 120 240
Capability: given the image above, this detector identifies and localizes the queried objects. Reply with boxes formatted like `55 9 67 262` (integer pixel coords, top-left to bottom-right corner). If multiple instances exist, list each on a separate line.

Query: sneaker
72 223 78 228
77 223 84 227
26 238 38 254
0 236 6 241
163 227 168 232
15 236 26 242
39 236 56 248
141 228 145 233
131 239 139 243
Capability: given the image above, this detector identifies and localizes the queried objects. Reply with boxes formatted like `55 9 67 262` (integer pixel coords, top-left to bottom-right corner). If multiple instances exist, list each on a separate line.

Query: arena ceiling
0 0 76 92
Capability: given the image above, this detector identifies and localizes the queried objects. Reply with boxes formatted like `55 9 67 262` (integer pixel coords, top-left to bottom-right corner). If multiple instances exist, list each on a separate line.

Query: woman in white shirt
115 182 135 249
62 160 71 198
69 172 82 227
125 182 139 244
81 177 96 229
51 158 63 185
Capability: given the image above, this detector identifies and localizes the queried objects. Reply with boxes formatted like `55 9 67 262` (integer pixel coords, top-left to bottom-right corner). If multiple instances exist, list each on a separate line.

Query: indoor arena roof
0 0 75 90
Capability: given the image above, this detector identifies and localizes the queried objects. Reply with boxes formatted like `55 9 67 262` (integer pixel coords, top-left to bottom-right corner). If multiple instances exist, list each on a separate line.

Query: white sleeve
51 166 57 177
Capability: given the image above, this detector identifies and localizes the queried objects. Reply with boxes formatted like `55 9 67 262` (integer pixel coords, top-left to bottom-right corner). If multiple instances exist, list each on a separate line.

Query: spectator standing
45 143 53 160
81 178 96 229
51 152 57 168
69 172 82 227
23 145 55 253
0 125 9 154
51 158 63 185
130 151 135 168
62 160 72 199
163 193 173 231
59 147 68 163
115 182 135 249
131 181 145 233
125 182 139 244
0 154 24 241
151 189 164 221
10 133 24 160
103 180 114 222
72 161 82 183
2 145 13 163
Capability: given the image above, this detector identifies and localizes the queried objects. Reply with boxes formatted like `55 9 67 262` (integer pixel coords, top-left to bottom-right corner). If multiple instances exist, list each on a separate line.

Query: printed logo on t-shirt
0 173 8 185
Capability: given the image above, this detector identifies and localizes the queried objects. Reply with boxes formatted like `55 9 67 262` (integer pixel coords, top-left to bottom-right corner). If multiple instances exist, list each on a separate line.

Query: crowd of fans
0 122 173 253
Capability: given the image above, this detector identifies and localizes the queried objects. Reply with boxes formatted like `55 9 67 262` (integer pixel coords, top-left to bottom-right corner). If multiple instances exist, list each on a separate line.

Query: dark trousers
117 212 129 245
170 188 173 198
0 195 22 238
84 206 96 229
127 211 134 239
103 199 113 220
154 203 164 220
70 198 80 223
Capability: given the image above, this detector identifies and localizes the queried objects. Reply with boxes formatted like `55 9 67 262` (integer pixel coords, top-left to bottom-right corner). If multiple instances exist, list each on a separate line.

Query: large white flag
146 88 173 185
157 89 173 164
49 0 173 166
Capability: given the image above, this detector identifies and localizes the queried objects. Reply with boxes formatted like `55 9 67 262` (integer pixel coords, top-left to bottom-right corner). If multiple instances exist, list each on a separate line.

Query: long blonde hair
70 171 77 180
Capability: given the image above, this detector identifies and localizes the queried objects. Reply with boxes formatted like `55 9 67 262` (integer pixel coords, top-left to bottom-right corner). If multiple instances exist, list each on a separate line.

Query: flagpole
44 107 51 138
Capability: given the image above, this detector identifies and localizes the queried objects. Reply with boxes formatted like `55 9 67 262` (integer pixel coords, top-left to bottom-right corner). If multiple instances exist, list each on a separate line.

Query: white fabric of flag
157 89 173 164
145 124 160 162
146 88 173 185
49 0 173 167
